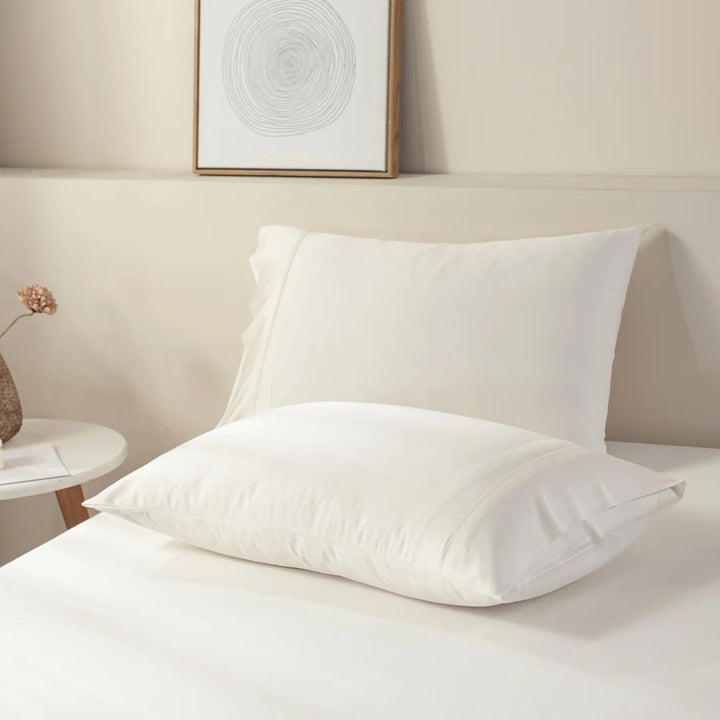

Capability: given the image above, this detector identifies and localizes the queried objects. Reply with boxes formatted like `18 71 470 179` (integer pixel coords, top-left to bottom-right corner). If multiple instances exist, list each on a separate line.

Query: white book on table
0 443 70 485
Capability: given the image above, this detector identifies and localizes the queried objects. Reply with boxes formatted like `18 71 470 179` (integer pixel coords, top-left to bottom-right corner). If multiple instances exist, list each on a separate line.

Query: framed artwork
194 0 402 178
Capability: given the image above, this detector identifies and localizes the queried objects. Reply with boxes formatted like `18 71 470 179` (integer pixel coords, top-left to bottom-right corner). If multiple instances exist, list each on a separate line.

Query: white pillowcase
220 226 643 451
86 402 683 606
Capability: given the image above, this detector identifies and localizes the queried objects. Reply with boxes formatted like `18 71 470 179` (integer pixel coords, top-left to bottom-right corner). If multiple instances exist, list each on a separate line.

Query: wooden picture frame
193 0 402 178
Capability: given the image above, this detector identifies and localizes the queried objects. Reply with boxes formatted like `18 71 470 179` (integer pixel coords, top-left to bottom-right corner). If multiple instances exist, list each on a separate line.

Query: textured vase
0 352 22 442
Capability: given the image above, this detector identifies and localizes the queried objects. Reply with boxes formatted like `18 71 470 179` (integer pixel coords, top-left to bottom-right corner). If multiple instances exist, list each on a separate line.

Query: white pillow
86 403 683 606
220 226 643 451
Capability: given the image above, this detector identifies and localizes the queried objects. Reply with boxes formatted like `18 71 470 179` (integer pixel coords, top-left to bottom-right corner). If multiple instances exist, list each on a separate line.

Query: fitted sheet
0 442 718 719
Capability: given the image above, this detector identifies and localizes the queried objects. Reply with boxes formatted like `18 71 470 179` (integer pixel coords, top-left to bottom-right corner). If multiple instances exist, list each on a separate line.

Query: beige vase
0 352 23 442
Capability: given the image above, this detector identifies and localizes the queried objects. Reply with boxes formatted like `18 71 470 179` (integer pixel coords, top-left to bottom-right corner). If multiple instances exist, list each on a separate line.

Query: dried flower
18 285 58 315
0 285 58 341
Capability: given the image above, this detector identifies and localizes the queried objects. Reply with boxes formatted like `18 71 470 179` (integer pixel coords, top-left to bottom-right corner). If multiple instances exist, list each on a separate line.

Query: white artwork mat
0 443 69 485
198 0 391 171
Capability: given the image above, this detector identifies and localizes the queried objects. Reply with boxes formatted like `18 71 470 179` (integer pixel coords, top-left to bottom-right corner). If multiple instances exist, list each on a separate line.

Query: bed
1 440 718 719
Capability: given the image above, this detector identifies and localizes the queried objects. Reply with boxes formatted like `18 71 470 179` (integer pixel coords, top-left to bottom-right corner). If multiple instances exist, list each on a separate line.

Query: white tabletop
0 419 127 501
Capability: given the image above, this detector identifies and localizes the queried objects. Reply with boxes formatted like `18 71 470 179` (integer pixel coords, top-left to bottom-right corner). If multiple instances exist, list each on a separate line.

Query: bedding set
2 225 715 719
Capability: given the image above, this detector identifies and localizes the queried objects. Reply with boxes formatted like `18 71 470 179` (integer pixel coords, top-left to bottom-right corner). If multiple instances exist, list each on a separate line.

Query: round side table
0 419 127 529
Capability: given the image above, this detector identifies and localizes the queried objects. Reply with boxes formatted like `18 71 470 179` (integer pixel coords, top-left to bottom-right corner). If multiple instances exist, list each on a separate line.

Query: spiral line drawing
222 0 357 137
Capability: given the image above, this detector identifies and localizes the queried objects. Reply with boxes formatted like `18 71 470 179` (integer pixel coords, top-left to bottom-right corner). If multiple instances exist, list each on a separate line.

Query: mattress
0 441 718 719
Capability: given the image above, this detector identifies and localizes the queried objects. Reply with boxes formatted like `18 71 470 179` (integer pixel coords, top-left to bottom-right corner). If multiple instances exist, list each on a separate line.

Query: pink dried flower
0 285 58 341
18 285 58 315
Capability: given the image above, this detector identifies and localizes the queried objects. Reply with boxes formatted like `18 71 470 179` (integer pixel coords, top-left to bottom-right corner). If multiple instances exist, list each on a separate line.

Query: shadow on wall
669 231 720 380
607 225 720 446
400 0 446 174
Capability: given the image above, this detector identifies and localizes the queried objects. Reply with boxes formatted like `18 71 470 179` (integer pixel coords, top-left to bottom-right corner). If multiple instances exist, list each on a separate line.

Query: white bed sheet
0 442 718 719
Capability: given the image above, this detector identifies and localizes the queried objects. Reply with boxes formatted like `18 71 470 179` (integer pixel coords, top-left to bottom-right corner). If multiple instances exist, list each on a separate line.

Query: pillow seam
440 445 588 565
89 503 495 591
90 482 679 603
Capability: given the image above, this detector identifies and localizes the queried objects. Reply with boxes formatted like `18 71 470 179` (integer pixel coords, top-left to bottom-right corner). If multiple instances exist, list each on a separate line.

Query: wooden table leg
55 485 89 529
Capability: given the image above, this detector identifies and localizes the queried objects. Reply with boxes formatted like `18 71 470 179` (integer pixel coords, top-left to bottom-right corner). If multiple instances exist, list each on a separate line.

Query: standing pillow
220 226 643 451
86 402 684 606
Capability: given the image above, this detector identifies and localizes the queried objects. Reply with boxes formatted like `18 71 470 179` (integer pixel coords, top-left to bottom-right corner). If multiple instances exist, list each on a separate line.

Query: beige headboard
1 171 718 471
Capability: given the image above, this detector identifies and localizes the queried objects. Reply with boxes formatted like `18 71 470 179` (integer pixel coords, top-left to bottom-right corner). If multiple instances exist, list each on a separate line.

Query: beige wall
1 0 720 175
1 1 719 564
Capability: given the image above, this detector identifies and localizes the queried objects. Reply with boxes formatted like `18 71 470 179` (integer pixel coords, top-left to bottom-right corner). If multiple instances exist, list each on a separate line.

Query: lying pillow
86 403 683 606
219 225 644 451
